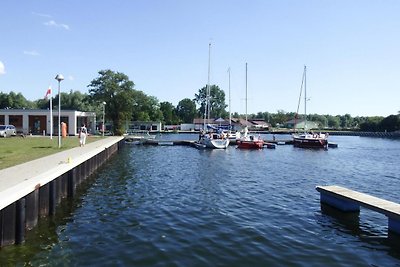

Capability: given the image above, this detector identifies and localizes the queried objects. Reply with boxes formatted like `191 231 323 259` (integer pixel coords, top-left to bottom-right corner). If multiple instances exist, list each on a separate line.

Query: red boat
237 137 264 149
237 127 264 149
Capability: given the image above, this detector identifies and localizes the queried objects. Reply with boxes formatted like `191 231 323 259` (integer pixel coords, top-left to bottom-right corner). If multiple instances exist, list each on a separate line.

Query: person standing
79 124 87 147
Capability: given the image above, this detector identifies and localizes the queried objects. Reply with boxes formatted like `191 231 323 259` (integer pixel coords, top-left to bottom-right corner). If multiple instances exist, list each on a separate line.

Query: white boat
292 66 328 149
124 130 156 144
198 131 230 149
196 43 229 150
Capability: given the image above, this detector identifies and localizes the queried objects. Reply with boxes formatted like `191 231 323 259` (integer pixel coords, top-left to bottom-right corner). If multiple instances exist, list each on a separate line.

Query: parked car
0 125 16 137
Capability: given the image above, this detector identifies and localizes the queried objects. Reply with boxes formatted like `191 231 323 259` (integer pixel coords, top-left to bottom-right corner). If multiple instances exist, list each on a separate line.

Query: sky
1 0 399 117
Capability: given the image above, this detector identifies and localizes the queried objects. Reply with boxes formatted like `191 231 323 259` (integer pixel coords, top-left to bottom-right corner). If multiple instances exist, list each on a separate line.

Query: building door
29 116 47 135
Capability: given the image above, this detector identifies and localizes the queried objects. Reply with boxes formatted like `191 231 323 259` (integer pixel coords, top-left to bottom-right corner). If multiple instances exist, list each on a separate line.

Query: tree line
1 69 399 134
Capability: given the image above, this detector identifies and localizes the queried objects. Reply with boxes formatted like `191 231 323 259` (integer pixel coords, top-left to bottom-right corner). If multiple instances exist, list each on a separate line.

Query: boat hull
237 140 264 149
293 137 328 149
197 138 229 149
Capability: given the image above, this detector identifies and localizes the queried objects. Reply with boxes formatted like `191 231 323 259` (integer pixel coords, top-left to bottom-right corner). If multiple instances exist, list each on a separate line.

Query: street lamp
102 101 106 137
55 74 64 148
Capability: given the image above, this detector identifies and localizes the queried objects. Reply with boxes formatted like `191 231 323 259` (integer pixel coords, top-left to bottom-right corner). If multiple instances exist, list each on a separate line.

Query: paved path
0 136 124 210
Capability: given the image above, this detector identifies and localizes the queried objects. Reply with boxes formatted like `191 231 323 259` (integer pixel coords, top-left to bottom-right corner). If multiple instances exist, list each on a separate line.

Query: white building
0 109 96 135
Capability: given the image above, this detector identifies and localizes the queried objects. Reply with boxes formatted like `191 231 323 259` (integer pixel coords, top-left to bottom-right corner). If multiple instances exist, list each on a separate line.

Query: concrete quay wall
0 137 124 247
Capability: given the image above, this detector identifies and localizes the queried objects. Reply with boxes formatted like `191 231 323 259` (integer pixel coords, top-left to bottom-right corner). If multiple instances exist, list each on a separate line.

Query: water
1 135 400 266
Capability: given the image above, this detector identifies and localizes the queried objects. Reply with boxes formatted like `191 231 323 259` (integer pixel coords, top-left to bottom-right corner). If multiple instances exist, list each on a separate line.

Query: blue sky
1 0 399 117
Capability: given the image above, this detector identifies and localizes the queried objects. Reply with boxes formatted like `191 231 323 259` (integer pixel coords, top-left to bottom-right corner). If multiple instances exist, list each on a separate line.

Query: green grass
0 136 101 170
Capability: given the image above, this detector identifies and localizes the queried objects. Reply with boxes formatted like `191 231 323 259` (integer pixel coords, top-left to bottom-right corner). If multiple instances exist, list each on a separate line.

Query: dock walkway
316 185 400 235
0 137 124 246
0 136 124 211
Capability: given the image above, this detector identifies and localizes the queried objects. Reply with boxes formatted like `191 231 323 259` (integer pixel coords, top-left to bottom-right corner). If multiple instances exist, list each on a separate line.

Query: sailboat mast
245 62 248 122
228 67 232 130
304 65 307 133
207 43 211 123
204 43 211 130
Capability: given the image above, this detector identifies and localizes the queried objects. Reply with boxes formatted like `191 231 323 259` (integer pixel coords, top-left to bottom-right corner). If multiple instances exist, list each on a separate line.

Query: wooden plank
316 185 400 219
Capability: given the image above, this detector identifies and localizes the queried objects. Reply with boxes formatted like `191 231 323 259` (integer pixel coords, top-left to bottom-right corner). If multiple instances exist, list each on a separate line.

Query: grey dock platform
316 185 400 235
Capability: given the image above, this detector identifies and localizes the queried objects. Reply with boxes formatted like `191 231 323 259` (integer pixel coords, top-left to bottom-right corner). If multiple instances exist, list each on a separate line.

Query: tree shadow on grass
32 146 53 149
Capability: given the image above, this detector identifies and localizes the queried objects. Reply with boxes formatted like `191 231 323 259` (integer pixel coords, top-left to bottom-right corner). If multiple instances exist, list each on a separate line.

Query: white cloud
32 12 52 18
44 20 70 30
23 50 40 56
0 61 5 75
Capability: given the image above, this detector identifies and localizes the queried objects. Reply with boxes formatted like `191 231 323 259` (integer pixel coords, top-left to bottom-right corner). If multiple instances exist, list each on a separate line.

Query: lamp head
55 74 64 82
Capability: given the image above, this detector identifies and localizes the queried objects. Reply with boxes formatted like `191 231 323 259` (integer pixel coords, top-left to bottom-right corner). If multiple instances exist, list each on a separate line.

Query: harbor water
1 134 400 266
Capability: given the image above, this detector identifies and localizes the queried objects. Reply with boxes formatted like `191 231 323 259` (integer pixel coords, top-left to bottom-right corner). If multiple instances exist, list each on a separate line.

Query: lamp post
55 74 64 148
102 101 106 137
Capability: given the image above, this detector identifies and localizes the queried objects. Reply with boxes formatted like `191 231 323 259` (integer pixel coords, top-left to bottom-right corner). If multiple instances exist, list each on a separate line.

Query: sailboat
292 66 328 149
196 43 229 149
237 63 265 149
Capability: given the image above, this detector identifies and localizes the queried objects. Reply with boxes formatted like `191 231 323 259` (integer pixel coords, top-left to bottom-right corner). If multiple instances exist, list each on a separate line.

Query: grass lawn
0 135 102 170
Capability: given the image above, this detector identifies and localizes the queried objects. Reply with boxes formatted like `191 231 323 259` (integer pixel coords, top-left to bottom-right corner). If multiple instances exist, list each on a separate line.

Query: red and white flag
44 86 51 99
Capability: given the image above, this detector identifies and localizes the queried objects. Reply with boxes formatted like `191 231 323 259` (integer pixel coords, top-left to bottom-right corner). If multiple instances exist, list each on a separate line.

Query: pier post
60 173 68 199
39 183 50 217
68 168 77 198
0 203 16 246
25 189 39 230
49 180 57 216
55 175 63 204
16 198 26 244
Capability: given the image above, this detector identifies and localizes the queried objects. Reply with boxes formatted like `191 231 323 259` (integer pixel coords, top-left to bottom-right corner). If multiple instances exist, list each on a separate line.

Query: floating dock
125 137 336 150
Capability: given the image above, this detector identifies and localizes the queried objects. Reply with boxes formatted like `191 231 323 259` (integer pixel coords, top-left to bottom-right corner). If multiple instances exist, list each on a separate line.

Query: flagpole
50 88 53 139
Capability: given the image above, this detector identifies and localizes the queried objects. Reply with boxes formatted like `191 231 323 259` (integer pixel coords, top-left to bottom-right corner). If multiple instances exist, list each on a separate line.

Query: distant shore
156 130 400 137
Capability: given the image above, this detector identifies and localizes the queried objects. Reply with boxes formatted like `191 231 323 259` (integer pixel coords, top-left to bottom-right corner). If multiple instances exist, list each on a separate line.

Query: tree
88 70 135 135
160 101 179 125
378 115 400 132
131 91 163 122
327 115 340 129
0 91 33 109
359 116 383 131
176 98 197 123
339 114 353 129
194 85 228 119
273 110 290 126
61 90 91 111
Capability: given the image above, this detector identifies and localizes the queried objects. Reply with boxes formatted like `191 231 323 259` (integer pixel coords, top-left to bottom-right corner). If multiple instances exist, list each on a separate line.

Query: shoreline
154 130 400 137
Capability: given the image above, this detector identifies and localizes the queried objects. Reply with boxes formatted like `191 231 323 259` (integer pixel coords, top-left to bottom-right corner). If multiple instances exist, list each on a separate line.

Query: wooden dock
316 185 400 235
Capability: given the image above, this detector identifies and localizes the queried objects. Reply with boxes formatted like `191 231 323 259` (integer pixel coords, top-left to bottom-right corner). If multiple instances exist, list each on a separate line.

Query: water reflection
1 136 400 266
